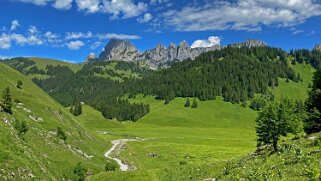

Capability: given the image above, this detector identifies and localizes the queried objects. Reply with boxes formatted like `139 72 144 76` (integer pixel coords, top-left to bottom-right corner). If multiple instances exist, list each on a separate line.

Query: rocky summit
229 39 267 48
96 39 267 69
314 44 321 51
98 39 139 62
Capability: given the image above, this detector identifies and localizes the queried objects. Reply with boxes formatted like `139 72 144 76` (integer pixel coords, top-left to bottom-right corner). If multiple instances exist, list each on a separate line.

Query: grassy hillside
218 133 321 180
0 57 315 180
76 95 257 180
85 63 315 180
271 63 315 101
0 62 108 180
26 57 82 72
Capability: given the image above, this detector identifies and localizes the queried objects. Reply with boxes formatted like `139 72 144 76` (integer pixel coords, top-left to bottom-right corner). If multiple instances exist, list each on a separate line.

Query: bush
179 160 187 165
73 162 87 181
191 98 198 108
56 127 67 141
105 160 118 171
14 120 28 136
16 80 23 89
1 87 12 114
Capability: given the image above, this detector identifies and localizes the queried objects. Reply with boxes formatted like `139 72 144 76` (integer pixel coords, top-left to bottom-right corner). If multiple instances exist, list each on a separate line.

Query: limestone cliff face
230 39 267 48
98 39 138 61
314 44 321 51
96 39 267 69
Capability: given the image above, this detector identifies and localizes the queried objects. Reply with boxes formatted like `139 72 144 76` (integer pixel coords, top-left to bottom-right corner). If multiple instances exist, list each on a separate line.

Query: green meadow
0 59 316 180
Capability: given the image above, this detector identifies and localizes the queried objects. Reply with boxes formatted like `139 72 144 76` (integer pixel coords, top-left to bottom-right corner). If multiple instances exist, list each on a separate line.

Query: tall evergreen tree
1 87 13 114
256 98 303 152
16 80 23 89
191 98 198 108
70 98 82 116
184 98 190 107
304 70 321 134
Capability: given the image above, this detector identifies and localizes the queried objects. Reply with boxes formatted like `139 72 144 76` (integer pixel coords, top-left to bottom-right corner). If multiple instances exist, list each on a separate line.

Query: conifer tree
70 98 82 116
14 120 28 136
184 98 190 107
304 70 321 134
1 87 12 114
16 80 23 89
256 98 303 152
191 98 198 108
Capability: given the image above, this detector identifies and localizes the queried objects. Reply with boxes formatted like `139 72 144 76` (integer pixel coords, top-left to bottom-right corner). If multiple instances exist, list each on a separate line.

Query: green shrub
57 127 67 141
14 120 28 136
105 160 118 171
73 162 87 181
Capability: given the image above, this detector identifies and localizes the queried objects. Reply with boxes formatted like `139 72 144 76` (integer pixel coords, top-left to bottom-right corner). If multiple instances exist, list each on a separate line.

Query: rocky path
104 139 139 171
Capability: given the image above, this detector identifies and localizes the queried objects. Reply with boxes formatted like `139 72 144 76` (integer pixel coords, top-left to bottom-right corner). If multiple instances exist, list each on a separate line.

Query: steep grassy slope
218 133 321 180
26 57 82 72
4 57 82 72
271 63 315 101
0 63 108 180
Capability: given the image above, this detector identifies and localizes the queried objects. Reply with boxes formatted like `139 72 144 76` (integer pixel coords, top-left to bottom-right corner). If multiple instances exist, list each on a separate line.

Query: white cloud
28 25 38 34
1 20 142 50
53 0 73 10
150 0 169 5
76 0 101 13
0 55 12 60
163 0 321 31
90 41 102 49
10 20 20 31
292 30 304 35
16 0 51 6
97 33 141 40
0 33 11 49
102 0 147 19
0 32 43 50
67 40 85 50
44 31 59 39
138 13 152 23
191 36 221 48
11 33 43 45
65 31 93 39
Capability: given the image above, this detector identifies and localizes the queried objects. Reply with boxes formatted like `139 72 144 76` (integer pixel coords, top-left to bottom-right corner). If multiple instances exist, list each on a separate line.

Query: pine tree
1 87 12 114
14 120 28 136
256 98 303 152
191 98 198 108
304 70 321 134
184 98 190 107
57 127 67 141
16 80 23 89
70 98 82 116
73 162 87 181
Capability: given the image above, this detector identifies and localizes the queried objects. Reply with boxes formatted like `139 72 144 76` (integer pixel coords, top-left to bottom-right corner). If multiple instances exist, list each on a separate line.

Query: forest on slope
4 46 321 122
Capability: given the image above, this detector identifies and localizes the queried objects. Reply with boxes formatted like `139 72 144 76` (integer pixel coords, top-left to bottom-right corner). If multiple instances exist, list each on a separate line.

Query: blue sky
1 0 321 63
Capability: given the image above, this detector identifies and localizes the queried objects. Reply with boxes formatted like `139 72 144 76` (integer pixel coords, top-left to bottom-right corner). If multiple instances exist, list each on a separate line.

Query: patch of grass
270 63 315 101
82 95 257 180
27 57 82 72
0 62 107 180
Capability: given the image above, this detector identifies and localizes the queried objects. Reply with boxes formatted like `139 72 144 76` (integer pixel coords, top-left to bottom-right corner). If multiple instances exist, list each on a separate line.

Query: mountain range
86 39 268 69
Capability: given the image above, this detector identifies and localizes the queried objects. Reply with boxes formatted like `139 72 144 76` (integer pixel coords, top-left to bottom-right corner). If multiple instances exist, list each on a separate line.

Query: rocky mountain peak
179 41 189 48
313 44 321 51
230 39 267 48
169 43 177 49
98 39 138 61
84 52 97 64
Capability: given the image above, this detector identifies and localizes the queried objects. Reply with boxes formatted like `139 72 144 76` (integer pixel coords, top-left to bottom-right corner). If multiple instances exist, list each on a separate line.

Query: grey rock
98 39 139 61
230 39 267 48
313 44 321 51
95 39 267 69
84 53 97 64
